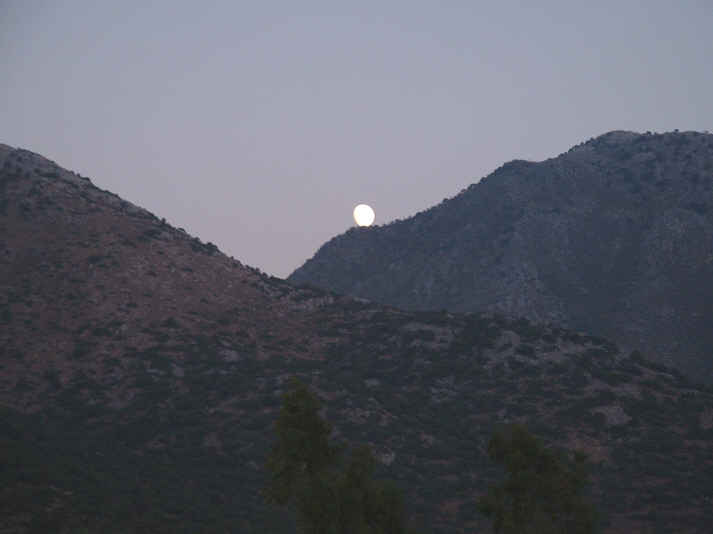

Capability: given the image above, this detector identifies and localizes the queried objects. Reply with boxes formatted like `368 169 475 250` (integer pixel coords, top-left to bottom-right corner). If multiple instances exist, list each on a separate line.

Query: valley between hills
1 139 712 533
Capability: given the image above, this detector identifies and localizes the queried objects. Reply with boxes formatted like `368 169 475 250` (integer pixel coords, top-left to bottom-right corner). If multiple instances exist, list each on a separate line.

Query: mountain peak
290 130 713 382
4 142 713 533
596 129 641 142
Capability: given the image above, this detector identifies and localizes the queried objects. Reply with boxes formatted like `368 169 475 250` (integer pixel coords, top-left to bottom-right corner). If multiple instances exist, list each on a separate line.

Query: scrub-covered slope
1 145 712 533
290 131 713 382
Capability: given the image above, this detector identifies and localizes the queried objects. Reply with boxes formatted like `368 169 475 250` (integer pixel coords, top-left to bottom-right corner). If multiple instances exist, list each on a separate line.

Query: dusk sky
3 1 712 277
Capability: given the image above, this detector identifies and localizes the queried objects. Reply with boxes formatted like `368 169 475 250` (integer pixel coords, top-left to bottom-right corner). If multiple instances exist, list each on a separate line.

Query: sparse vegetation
2 140 713 533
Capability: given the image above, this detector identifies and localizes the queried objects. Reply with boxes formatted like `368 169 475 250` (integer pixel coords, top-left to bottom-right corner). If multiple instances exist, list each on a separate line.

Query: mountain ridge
290 130 713 382
2 143 712 533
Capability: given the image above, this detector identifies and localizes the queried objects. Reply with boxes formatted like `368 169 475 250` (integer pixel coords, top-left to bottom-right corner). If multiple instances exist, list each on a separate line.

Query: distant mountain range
290 131 713 383
1 142 712 533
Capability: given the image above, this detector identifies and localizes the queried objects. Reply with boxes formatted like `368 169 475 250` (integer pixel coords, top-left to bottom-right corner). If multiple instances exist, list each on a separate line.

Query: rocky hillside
1 145 713 533
290 131 713 383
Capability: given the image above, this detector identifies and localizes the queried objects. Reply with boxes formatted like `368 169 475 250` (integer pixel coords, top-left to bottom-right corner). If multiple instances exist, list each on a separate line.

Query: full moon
353 204 375 227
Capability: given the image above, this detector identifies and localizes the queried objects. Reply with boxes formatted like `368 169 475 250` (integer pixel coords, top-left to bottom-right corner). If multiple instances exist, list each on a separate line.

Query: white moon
353 204 375 227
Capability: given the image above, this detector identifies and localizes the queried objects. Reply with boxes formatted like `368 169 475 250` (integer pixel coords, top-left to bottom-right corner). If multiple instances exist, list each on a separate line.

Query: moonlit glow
353 204 375 227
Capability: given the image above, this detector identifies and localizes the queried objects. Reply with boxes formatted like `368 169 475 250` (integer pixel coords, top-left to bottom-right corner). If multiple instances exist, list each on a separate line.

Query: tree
263 377 340 509
477 424 596 534
264 377 416 534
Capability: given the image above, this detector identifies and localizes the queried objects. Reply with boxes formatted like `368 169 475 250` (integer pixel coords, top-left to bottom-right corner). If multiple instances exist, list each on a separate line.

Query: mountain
1 144 713 533
289 131 713 383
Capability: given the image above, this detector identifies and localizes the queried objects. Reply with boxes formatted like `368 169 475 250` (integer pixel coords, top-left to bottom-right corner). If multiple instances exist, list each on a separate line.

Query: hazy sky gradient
3 1 712 277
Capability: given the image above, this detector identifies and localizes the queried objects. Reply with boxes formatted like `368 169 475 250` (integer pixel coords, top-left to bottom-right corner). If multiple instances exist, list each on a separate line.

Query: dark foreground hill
290 131 713 383
1 144 713 533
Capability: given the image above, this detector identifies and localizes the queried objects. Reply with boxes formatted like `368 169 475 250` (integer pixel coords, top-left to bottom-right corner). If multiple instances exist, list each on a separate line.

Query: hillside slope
290 131 713 382
1 145 712 533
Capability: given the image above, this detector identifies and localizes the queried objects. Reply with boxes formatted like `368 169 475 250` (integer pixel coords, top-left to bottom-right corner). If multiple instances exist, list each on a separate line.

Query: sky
2 1 713 277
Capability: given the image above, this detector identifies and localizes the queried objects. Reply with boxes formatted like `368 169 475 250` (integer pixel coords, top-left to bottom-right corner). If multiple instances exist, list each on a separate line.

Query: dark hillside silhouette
1 144 712 533
290 131 713 383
